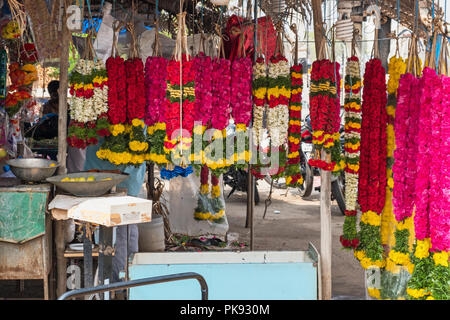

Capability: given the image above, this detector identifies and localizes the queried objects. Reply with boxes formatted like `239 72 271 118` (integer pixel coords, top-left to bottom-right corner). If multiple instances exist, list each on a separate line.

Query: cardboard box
68 196 152 227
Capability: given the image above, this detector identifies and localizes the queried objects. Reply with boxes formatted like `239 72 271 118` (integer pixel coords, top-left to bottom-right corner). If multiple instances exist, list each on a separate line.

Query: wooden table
49 192 152 299
49 192 126 298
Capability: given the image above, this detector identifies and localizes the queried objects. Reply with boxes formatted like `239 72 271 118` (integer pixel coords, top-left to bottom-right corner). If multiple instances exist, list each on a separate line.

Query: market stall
0 0 448 301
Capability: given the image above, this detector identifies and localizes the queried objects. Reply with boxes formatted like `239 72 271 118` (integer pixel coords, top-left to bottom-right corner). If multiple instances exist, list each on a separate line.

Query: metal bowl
46 172 129 197
6 158 59 182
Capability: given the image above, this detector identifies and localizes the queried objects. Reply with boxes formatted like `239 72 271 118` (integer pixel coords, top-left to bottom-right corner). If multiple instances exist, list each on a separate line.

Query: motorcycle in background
265 114 346 215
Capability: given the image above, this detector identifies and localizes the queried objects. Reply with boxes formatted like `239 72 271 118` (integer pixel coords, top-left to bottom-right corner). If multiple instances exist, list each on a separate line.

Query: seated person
25 80 63 140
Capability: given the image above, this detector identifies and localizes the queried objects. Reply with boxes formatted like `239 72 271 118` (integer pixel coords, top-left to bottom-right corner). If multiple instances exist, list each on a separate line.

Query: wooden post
312 0 324 57
311 0 332 300
57 0 70 175
378 17 392 71
55 220 66 298
320 152 332 300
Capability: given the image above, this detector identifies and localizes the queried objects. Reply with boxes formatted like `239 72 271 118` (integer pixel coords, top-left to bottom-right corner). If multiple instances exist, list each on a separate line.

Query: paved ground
223 177 366 299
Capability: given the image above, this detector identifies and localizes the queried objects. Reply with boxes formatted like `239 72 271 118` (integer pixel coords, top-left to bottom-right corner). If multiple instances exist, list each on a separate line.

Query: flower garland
308 59 344 173
407 68 450 300
145 56 169 165
285 64 303 188
230 56 252 169
165 54 195 165
340 56 361 250
4 62 37 118
252 57 267 147
125 57 148 165
68 59 109 149
386 60 419 284
194 165 213 221
205 57 231 175
106 56 127 125
190 53 213 168
267 54 290 149
355 58 387 270
97 56 133 165
209 172 225 222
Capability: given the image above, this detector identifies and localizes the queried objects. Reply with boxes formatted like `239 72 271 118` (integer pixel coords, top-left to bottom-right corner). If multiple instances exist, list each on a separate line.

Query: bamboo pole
57 0 70 175
311 0 332 300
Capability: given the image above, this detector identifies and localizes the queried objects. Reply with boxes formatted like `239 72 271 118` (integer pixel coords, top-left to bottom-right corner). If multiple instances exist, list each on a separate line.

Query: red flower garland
358 58 387 214
125 57 146 122
106 56 127 124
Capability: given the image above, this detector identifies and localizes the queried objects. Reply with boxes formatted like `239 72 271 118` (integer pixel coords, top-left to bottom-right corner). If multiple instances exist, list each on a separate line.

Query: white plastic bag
93 2 116 64
162 170 229 238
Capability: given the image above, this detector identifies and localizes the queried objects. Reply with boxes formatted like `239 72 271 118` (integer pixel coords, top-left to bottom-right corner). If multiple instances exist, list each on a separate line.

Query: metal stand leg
98 226 113 300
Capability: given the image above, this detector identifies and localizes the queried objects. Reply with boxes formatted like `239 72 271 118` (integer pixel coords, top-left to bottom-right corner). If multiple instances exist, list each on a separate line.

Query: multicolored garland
165 54 195 165
285 64 303 187
68 59 109 149
340 56 361 250
308 59 343 173
266 54 290 150
354 58 387 270
251 57 267 148
145 56 169 165
97 56 131 165
407 68 450 300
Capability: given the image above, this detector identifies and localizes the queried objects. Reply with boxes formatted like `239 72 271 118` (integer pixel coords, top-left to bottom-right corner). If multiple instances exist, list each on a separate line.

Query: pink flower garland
429 70 449 252
144 56 168 126
193 53 213 126
392 73 421 221
231 56 253 126
211 58 231 131
434 74 450 252
414 68 434 240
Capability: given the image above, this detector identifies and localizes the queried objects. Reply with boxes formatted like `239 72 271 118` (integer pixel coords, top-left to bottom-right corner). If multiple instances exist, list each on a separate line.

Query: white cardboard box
67 196 152 227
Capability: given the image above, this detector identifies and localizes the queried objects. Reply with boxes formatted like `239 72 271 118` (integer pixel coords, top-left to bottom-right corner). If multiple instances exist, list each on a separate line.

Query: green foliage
357 222 384 262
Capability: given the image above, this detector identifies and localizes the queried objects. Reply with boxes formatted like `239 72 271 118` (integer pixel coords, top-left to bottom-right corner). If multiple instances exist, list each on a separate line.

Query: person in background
84 140 146 287
26 80 86 172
